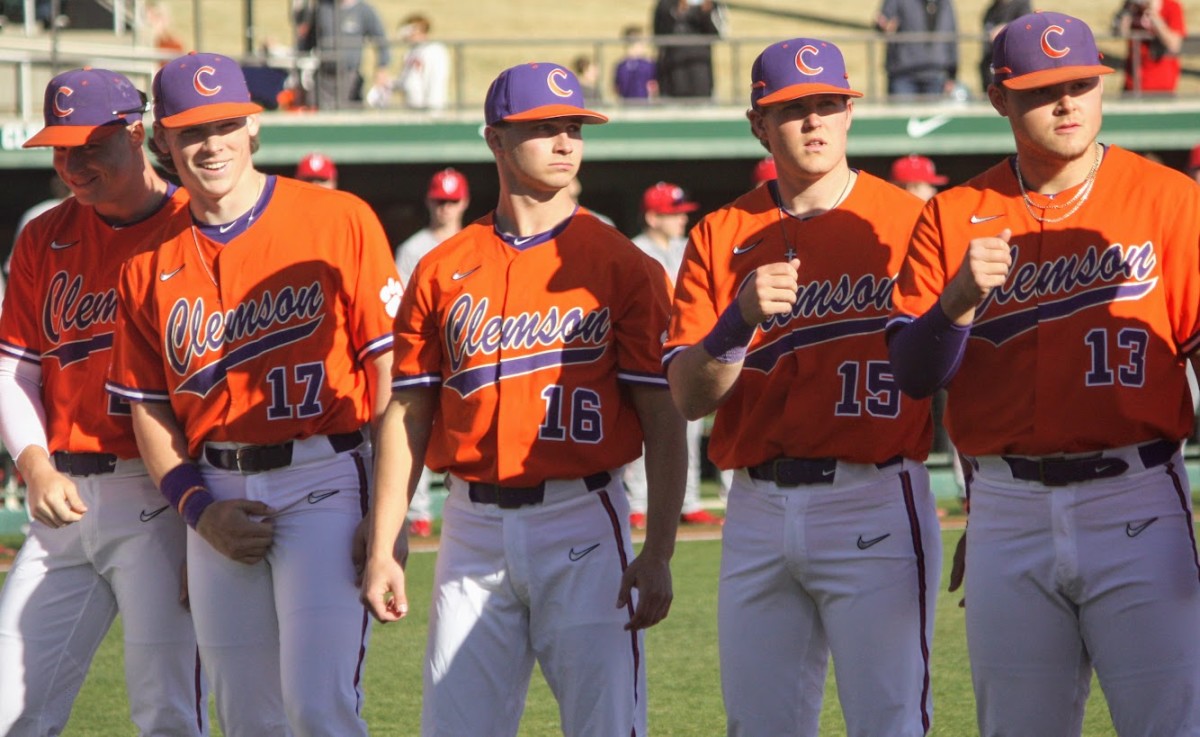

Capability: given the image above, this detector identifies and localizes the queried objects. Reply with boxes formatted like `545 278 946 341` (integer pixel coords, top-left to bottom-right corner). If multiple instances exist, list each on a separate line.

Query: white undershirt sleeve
0 354 48 461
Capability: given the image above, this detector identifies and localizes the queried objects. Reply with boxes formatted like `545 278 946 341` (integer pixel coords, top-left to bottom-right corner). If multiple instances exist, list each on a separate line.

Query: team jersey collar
194 174 276 245
492 205 578 251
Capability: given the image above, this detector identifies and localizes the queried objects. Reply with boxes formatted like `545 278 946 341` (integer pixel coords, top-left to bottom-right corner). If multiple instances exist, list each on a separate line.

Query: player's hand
352 519 410 586
944 229 1012 321
617 550 673 631
25 464 87 528
948 530 967 608
737 258 802 325
360 555 409 623
195 499 275 565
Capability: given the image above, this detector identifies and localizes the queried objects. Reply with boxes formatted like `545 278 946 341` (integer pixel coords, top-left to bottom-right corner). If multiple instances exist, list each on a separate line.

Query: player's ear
484 124 506 156
127 120 146 147
745 108 769 151
987 84 1009 117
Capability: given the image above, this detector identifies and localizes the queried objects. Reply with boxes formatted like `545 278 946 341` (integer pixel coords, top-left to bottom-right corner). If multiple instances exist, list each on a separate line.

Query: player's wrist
702 301 757 364
160 462 216 529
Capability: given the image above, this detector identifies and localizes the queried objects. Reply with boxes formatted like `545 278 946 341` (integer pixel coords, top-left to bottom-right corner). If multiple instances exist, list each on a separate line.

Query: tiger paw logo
380 277 403 318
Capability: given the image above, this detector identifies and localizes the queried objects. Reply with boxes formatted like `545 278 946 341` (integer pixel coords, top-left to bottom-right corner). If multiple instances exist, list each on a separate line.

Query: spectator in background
295 0 391 110
654 0 728 99
1113 0 1185 95
614 25 659 101
395 13 449 111
572 55 601 102
889 153 947 202
145 2 185 59
394 168 470 538
626 182 722 529
979 0 1031 90
295 151 338 189
751 155 776 187
875 0 959 99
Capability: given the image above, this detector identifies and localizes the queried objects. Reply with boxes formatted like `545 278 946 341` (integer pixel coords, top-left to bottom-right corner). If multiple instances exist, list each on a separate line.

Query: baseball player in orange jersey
106 52 400 737
0 69 207 736
360 62 686 736
888 12 1200 736
665 39 940 736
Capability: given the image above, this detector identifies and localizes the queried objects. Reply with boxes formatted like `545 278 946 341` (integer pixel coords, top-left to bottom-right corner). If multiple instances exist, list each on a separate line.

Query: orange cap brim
22 122 128 148
158 101 264 129
1000 65 1113 90
757 83 863 107
501 104 608 124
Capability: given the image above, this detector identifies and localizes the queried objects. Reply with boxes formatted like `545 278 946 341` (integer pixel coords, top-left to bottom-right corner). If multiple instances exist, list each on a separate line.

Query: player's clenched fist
943 228 1013 323
737 258 803 325
25 464 87 528
360 556 409 623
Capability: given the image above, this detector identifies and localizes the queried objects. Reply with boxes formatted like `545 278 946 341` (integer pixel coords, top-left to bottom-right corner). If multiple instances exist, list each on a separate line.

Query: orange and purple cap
484 62 608 126
643 182 698 214
890 155 948 185
427 168 469 201
23 68 147 148
153 52 263 128
991 12 1113 90
751 38 862 109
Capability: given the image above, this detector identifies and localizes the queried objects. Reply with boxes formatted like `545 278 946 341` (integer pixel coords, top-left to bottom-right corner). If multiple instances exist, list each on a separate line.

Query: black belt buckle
207 442 294 474
469 482 545 509
53 452 117 477
774 458 836 486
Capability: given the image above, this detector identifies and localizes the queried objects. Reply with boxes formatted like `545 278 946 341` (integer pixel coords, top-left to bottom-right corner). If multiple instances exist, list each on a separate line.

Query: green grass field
5 528 1141 736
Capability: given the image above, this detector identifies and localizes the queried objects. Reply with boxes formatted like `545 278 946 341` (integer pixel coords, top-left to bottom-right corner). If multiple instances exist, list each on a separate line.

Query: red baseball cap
890 155 948 185
153 52 263 128
990 12 1113 90
1188 144 1200 172
752 156 777 185
24 68 147 148
643 182 698 214
295 152 337 181
427 168 469 201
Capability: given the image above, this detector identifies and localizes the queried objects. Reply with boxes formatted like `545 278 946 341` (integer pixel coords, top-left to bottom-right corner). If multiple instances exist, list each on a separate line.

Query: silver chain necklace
1014 143 1101 224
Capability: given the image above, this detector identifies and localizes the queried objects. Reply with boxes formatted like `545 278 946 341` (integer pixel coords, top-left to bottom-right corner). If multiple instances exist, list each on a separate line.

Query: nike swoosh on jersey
512 235 536 246
218 222 237 234
452 266 480 281
159 265 185 281
906 114 951 139
733 239 763 255
970 214 1003 224
50 240 77 250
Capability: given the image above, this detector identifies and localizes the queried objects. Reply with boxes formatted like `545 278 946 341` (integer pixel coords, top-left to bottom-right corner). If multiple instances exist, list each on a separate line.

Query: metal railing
0 26 1181 119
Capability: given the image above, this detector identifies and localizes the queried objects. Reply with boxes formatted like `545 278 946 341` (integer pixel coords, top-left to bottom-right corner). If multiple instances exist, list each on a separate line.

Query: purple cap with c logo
23 67 146 148
991 12 1113 90
153 52 263 128
484 63 608 126
751 38 863 109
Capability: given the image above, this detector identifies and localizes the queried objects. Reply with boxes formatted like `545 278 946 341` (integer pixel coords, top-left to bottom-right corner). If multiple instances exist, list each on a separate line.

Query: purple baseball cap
152 52 262 129
484 62 608 126
23 67 146 148
751 38 863 109
991 12 1113 90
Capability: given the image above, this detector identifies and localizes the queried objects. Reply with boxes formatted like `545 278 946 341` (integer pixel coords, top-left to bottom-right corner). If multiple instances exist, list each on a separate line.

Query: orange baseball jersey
392 210 671 486
0 190 189 459
107 177 400 458
665 172 931 470
890 145 1200 456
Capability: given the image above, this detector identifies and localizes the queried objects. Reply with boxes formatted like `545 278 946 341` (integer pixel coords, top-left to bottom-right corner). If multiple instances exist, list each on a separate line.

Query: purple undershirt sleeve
887 303 970 399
